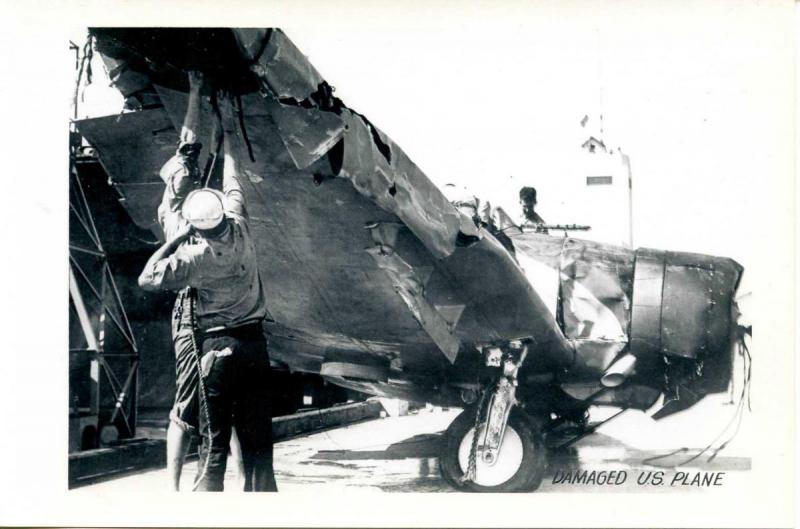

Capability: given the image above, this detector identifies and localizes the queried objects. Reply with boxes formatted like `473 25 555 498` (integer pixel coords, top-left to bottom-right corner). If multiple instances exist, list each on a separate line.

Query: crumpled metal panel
97 53 152 99
263 98 346 169
569 340 628 379
338 111 391 210
361 222 574 366
510 234 563 318
338 109 480 259
232 28 324 101
365 226 461 363
390 141 482 258
92 28 256 93
559 238 632 342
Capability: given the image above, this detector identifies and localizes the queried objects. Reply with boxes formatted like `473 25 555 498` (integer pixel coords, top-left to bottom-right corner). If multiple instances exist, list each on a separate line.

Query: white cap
182 189 225 230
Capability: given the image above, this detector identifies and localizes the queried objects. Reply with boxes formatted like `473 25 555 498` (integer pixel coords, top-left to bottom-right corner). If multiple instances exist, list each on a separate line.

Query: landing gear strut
439 341 547 492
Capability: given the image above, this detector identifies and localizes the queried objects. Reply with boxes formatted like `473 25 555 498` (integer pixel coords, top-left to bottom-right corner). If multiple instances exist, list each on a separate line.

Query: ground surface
83 392 751 493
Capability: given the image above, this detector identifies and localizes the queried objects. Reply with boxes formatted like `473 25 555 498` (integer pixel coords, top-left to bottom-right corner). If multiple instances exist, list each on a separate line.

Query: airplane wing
75 28 574 405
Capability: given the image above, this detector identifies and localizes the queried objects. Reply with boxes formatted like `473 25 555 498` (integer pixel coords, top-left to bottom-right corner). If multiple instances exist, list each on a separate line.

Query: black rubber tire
439 407 547 492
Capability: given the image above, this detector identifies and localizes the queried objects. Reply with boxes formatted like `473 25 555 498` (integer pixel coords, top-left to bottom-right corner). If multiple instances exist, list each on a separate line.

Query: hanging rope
174 288 215 491
235 94 256 163
73 36 93 119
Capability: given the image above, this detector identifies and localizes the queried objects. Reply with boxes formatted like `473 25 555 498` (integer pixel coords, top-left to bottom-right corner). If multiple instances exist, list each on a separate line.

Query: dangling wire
643 328 752 468
234 94 256 163
704 336 752 462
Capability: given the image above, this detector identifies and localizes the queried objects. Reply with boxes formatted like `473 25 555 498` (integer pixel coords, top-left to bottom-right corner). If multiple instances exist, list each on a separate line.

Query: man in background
518 186 547 232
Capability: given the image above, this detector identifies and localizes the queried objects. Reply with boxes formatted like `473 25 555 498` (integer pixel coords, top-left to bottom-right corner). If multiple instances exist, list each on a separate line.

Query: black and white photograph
0 1 795 527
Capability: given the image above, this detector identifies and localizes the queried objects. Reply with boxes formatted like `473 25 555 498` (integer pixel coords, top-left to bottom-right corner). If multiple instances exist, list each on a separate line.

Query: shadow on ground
311 433 442 461
302 429 751 493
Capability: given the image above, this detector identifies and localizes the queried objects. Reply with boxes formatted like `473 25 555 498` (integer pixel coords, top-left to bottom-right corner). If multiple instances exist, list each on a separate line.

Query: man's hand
188 70 204 94
217 90 239 134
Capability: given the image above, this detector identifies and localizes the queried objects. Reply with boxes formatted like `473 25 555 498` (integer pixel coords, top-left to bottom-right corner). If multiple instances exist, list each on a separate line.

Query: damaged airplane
72 28 748 492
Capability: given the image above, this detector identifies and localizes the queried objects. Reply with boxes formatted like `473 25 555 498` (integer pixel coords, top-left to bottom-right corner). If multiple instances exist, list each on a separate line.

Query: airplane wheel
439 407 546 492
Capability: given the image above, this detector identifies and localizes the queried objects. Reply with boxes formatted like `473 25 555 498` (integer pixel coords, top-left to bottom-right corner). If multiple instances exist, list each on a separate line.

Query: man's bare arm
218 93 247 218
158 71 207 236
180 70 204 146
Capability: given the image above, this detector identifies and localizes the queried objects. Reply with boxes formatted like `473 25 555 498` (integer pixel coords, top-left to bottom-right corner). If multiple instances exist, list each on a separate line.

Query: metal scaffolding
69 156 140 447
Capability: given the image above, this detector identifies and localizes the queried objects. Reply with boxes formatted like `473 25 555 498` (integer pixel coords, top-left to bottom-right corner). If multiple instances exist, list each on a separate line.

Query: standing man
140 86 276 492
167 286 245 491
157 72 245 491
157 69 205 491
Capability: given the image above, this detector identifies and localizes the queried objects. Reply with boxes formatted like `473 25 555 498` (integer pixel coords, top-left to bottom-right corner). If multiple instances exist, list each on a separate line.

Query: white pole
69 265 99 351
621 152 634 248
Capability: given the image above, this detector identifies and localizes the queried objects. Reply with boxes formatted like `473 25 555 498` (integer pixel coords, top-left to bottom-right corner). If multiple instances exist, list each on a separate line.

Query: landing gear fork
462 340 529 481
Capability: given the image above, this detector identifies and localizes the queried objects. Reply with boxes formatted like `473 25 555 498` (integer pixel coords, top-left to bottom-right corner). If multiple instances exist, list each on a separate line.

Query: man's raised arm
158 71 206 238
217 93 248 219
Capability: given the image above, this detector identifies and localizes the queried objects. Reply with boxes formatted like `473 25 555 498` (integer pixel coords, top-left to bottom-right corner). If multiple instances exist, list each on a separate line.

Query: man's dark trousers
195 323 277 491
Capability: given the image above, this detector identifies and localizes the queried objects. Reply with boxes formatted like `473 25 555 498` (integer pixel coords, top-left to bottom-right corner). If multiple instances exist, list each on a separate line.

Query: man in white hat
150 71 246 492
139 90 275 492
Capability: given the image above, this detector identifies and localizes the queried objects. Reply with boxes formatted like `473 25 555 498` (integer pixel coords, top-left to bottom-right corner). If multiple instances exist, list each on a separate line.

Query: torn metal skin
337 108 481 260
365 236 461 364
263 99 346 170
233 29 325 102
234 28 481 260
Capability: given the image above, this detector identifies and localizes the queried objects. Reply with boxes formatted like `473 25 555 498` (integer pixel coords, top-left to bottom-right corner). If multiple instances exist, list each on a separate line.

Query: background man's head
519 186 538 221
